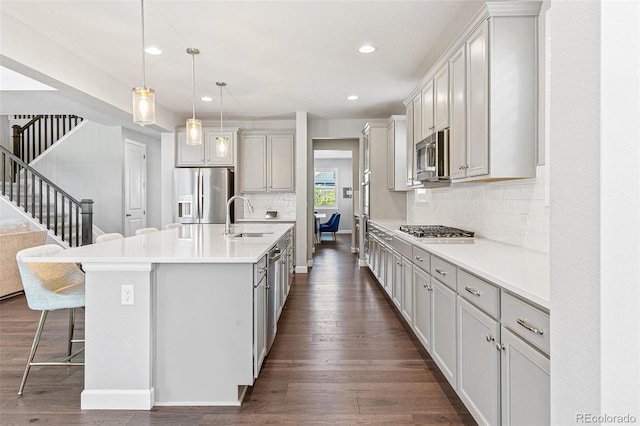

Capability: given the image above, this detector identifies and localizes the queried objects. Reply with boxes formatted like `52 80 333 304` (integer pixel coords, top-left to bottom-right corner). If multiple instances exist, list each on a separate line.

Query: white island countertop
370 219 550 310
26 223 293 264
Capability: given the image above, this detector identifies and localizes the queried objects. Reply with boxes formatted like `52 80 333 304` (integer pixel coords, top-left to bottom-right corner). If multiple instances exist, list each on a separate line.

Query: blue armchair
319 213 341 241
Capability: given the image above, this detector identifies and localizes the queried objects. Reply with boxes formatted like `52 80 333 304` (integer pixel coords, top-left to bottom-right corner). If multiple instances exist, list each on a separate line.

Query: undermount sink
231 232 274 238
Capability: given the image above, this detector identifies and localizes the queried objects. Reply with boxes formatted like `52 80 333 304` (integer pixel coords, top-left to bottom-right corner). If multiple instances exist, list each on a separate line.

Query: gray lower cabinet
384 243 394 297
431 278 457 389
400 256 413 324
500 327 550 426
457 297 501 426
392 252 402 309
413 267 432 351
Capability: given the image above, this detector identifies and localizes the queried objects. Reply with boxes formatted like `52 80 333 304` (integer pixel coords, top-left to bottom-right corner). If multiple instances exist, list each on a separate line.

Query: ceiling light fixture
186 48 202 146
132 0 156 125
145 46 162 55
347 95 359 101
358 45 376 54
216 82 228 158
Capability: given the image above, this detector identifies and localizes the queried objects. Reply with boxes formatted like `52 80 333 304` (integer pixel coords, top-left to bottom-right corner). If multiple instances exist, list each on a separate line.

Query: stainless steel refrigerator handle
200 173 205 219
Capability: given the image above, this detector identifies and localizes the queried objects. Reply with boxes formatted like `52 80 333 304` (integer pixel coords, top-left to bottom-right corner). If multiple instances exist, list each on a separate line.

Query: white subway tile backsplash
408 165 549 253
241 193 297 220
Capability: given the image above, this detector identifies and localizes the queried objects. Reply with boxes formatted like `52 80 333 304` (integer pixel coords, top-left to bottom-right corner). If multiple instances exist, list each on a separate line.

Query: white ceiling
0 0 485 127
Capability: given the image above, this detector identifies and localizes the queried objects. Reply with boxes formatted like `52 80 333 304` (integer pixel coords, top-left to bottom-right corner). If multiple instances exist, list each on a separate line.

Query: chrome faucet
225 195 255 235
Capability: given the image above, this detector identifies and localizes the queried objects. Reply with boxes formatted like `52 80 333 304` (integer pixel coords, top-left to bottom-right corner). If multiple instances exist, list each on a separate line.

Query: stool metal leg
67 308 75 357
18 310 48 397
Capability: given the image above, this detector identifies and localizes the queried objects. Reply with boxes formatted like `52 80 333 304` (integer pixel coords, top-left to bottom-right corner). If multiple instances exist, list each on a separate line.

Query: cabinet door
434 64 450 131
387 120 395 190
413 267 432 352
421 80 434 138
269 134 295 191
405 103 415 186
253 277 267 378
431 278 457 389
457 297 500 426
176 130 205 166
205 130 234 166
467 21 489 177
240 134 267 192
379 243 387 289
412 94 422 145
384 245 394 297
401 257 413 324
501 327 550 426
392 252 402 309
449 46 467 180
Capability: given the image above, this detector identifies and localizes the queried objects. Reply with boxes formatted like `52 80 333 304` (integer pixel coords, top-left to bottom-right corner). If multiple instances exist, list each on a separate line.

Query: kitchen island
23 223 294 410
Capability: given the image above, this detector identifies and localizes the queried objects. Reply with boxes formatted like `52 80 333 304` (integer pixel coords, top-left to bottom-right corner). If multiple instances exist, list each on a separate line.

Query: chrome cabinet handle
396 261 402 266
385 237 392 242
266 283 270 289
517 318 544 335
258 267 268 273
423 282 427 288
486 334 495 342
496 343 505 351
415 256 424 262
427 285 433 291
465 286 481 296
435 268 447 276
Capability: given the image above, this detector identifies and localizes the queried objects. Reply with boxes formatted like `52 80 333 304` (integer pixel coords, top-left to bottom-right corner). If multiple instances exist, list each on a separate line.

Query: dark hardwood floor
0 234 474 425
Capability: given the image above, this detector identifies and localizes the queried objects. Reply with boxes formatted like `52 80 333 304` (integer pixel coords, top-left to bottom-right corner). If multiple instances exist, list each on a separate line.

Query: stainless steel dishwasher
266 246 281 353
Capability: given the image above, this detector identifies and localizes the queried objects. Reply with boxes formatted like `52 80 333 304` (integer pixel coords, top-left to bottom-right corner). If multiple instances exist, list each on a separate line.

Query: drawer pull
423 282 428 288
385 237 393 242
486 334 495 342
435 268 447 276
517 318 544 335
258 267 268 273
415 256 424 262
427 285 433 291
396 261 402 266
464 286 481 296
496 343 505 351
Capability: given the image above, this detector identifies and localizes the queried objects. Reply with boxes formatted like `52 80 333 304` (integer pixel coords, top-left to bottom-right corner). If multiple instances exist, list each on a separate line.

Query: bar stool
164 223 182 230
95 233 124 243
15 244 85 396
135 227 159 235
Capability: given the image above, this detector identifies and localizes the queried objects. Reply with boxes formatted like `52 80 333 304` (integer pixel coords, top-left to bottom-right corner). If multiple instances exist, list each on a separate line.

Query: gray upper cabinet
240 130 295 193
176 127 238 167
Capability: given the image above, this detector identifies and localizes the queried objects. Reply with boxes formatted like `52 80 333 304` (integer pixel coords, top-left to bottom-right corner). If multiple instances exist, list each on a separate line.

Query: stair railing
12 115 84 168
0 145 93 246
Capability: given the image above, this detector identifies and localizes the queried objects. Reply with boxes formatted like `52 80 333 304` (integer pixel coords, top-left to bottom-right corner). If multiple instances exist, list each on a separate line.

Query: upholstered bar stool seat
135 227 159 235
96 233 124 243
16 244 85 396
164 223 182 230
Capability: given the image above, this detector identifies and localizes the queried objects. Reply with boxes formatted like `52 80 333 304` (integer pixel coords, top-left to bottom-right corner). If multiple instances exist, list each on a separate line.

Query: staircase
1 131 93 247
12 115 83 166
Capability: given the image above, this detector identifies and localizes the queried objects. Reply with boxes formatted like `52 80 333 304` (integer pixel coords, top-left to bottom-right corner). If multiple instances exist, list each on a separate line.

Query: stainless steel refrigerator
173 168 234 224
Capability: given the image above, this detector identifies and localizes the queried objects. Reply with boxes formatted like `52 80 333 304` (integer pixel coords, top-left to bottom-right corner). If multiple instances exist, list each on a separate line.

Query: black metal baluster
75 204 80 247
1 151 5 195
39 178 43 223
46 183 51 229
54 189 58 236
61 196 66 243
31 172 35 218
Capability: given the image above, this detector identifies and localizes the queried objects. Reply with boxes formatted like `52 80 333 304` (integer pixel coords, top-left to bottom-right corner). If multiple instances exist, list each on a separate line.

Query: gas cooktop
398 225 475 238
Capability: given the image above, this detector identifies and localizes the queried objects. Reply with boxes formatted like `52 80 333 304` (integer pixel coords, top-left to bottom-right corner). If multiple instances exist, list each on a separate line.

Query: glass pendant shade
216 136 228 157
186 118 202 145
132 86 156 125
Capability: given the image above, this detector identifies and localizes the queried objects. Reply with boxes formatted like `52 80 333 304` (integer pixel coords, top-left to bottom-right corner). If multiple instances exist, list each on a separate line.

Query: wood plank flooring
0 235 475 425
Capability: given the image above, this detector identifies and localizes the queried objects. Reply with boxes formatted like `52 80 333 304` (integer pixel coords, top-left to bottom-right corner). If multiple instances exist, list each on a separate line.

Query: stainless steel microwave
416 128 450 182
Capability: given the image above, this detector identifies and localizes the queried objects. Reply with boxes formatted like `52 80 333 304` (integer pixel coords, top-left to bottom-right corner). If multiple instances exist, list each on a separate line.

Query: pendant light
132 0 156 125
216 82 228 157
186 48 202 145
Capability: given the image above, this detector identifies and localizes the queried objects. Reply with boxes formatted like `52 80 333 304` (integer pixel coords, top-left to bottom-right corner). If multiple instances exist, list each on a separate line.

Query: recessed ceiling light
358 45 376 54
347 95 359 101
201 96 213 102
145 47 162 55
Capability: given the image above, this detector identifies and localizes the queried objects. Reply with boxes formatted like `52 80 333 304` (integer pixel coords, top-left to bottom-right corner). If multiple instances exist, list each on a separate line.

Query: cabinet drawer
412 245 431 272
379 231 394 246
457 270 500 318
255 255 268 284
393 236 412 259
501 292 550 355
431 256 456 290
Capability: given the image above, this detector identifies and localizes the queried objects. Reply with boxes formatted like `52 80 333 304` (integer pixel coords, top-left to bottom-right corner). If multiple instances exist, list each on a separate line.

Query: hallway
0 234 474 425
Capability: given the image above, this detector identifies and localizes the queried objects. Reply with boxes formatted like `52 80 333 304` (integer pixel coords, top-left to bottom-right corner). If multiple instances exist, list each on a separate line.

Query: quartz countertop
370 219 550 310
25 223 293 264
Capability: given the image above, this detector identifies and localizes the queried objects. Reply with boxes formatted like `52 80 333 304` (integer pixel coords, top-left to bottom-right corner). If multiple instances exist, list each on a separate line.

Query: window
314 168 337 208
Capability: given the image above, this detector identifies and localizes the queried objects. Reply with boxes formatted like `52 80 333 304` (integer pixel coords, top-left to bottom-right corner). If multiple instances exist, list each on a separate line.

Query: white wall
551 0 640 423
314 158 353 232
29 121 123 233
0 115 11 181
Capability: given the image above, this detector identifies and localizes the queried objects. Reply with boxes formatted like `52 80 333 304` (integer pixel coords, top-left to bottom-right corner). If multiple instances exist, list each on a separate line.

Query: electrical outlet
121 284 134 305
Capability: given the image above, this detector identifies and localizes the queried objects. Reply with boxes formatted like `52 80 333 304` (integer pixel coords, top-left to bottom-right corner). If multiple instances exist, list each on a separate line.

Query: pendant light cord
140 0 146 87
191 52 196 120
219 84 223 134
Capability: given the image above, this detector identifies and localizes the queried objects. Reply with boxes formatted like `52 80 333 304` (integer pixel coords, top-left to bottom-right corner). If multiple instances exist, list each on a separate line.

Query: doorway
311 139 359 255
124 139 147 236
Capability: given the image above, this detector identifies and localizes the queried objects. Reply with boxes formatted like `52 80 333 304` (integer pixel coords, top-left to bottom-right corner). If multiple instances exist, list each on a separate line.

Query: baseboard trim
295 265 309 274
81 388 154 410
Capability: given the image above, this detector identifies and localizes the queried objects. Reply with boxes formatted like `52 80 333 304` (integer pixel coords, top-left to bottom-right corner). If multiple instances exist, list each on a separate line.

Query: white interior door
125 139 147 236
